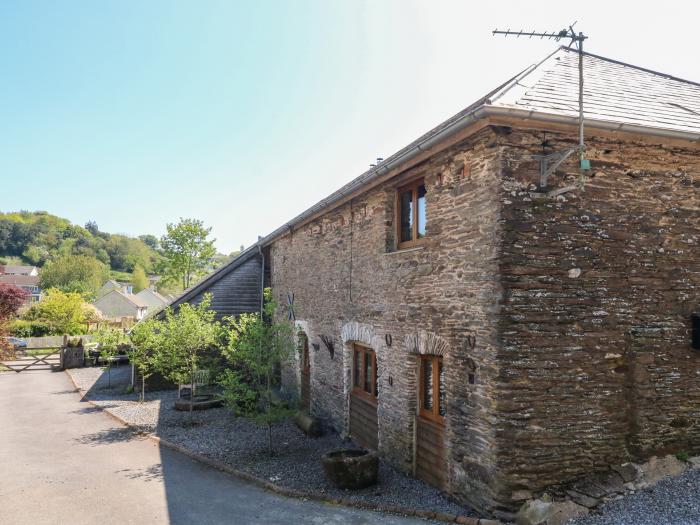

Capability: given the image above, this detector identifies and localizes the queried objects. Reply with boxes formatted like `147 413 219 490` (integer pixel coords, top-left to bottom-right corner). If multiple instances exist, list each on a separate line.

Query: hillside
0 211 160 274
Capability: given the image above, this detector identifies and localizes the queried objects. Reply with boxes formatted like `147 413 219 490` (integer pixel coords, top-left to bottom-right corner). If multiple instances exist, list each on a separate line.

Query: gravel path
570 468 700 525
67 366 475 519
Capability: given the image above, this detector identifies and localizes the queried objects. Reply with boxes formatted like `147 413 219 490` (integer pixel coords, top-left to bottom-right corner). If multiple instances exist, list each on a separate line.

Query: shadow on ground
71 364 473 522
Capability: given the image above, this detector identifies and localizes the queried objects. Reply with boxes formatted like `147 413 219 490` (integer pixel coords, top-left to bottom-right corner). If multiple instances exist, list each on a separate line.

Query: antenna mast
492 24 590 190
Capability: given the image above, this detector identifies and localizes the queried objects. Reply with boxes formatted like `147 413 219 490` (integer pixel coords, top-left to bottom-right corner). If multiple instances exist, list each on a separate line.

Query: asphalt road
0 370 433 525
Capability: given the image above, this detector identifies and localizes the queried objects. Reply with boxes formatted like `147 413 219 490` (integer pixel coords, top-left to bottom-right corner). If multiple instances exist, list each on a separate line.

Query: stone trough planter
322 449 378 489
174 394 224 411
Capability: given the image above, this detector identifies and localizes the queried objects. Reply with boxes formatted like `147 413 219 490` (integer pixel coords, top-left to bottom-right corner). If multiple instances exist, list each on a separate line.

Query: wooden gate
415 355 448 490
349 343 378 450
299 333 311 411
1 348 61 373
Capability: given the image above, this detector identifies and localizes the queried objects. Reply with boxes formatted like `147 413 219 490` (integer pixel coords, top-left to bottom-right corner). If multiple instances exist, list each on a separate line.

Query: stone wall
496 128 700 510
270 127 504 512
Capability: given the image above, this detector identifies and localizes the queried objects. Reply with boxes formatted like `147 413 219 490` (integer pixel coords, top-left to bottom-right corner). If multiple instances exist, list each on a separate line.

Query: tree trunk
268 422 272 456
141 373 145 402
189 364 194 416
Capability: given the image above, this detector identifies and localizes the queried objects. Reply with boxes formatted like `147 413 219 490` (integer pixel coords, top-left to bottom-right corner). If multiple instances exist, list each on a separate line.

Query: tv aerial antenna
492 23 590 192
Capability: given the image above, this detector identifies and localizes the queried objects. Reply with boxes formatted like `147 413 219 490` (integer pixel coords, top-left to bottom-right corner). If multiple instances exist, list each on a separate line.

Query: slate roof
0 265 38 276
0 274 39 287
488 46 700 136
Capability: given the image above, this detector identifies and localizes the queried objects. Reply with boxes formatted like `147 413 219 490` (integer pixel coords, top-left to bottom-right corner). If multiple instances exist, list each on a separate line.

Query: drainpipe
257 241 264 317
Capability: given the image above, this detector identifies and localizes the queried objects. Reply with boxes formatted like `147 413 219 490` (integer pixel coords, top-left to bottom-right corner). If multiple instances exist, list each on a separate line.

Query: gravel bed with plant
67 365 475 519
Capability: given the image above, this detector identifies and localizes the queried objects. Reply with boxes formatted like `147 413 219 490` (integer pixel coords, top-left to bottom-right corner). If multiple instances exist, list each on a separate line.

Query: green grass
110 270 132 282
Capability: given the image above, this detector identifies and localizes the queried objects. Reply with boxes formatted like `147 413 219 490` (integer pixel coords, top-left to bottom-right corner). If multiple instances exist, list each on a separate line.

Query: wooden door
349 344 378 450
415 355 447 490
300 333 311 411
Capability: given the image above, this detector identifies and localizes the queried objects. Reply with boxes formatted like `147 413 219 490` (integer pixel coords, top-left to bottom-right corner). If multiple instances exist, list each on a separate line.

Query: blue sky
2 1 698 253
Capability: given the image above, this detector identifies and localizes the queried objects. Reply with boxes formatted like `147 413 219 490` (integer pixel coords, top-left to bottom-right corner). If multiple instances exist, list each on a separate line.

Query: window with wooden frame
352 344 378 402
419 355 445 423
397 178 427 249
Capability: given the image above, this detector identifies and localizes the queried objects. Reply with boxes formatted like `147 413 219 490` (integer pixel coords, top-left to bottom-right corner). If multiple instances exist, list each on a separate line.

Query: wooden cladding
416 416 448 490
396 178 427 250
416 355 447 490
350 343 379 450
350 393 379 450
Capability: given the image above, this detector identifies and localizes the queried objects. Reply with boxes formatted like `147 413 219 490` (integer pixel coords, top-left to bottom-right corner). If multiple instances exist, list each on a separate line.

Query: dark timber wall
170 252 263 319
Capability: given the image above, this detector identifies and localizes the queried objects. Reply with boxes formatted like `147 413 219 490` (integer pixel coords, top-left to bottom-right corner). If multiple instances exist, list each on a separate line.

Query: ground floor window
419 355 445 422
352 344 378 402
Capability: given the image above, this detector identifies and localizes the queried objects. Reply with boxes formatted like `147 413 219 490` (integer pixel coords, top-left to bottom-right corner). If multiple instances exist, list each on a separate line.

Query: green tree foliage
39 254 110 298
138 234 159 250
23 289 100 335
219 289 295 454
105 235 157 273
128 318 160 402
0 211 160 274
131 264 149 293
151 295 221 412
159 218 216 290
84 221 99 235
0 284 29 357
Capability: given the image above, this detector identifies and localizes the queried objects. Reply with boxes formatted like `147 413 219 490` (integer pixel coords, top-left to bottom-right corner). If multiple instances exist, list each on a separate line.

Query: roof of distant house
94 289 149 309
135 288 168 306
0 265 38 276
0 274 39 287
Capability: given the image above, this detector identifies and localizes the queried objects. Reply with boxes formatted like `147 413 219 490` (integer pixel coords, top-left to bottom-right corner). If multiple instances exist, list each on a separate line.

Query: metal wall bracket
533 148 575 190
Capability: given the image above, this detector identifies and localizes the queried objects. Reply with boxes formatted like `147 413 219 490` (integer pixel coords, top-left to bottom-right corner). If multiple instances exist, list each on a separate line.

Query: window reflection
417 184 426 238
438 360 445 417
400 189 413 242
423 359 433 411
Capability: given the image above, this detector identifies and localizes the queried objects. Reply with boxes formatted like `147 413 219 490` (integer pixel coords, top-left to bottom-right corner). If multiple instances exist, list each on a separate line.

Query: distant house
0 265 39 276
93 290 148 320
135 288 169 311
0 274 42 304
96 279 133 299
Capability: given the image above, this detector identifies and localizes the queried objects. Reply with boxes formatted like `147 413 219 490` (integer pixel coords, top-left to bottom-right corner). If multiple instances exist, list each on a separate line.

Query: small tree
219 289 295 455
0 284 28 358
158 218 216 290
128 318 160 402
93 327 129 389
131 264 149 293
152 295 220 414
23 288 99 335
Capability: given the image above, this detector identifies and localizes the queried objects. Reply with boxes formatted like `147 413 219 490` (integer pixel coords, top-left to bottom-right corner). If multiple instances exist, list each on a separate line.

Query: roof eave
482 105 700 143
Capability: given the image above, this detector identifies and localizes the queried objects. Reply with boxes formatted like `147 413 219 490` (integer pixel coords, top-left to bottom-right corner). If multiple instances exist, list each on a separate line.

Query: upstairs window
397 179 426 249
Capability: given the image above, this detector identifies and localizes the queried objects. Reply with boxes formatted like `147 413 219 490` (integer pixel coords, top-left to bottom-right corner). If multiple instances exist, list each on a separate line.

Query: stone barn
171 47 700 518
